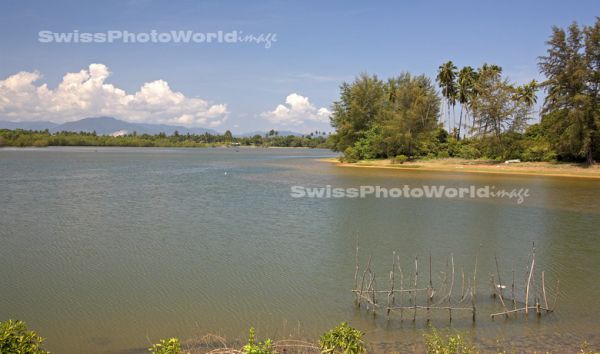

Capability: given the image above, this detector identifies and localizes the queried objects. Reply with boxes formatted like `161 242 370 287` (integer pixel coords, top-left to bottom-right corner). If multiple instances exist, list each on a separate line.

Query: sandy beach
322 157 600 179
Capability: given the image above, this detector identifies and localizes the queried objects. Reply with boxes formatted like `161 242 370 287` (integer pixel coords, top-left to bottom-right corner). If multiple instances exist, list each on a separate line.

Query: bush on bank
2 319 599 354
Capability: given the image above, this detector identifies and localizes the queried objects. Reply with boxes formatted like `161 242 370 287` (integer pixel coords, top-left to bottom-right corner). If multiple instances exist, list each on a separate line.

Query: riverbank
323 157 600 179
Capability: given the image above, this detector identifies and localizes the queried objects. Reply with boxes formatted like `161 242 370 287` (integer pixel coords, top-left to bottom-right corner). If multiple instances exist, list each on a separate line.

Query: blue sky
0 0 598 133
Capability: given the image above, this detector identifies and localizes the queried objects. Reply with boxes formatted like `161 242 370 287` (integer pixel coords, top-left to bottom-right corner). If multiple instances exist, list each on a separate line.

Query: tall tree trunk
458 105 463 140
447 101 451 133
453 105 458 138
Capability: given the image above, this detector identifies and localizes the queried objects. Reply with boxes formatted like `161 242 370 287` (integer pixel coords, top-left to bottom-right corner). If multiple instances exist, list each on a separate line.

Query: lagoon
1 147 599 353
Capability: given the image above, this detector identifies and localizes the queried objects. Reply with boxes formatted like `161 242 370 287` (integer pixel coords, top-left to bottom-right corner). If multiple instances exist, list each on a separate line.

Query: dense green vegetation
330 72 441 161
0 320 49 354
331 19 600 165
0 129 331 149
319 322 365 354
538 19 600 164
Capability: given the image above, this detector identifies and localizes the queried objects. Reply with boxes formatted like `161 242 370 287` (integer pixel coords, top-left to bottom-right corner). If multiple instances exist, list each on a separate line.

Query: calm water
1 147 599 353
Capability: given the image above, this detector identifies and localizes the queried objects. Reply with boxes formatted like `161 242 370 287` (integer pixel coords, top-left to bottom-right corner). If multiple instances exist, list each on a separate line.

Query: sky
0 0 598 134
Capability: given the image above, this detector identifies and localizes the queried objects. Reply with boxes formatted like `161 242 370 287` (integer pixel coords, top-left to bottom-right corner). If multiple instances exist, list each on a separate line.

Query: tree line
0 129 331 149
331 18 600 164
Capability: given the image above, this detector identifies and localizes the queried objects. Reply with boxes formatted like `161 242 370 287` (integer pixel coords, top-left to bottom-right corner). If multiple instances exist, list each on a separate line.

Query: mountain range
0 117 304 137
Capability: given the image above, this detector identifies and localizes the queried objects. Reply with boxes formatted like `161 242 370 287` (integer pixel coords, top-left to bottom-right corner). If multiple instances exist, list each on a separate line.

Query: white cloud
0 63 228 127
261 93 330 126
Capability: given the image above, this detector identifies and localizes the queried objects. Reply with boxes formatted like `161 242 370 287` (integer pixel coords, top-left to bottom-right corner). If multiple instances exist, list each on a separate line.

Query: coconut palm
457 66 477 139
436 61 458 133
480 63 503 76
514 80 538 107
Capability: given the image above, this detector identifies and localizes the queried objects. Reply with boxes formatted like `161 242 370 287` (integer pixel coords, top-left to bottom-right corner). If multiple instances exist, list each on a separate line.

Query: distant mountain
238 130 305 137
0 117 219 135
0 120 59 131
0 117 315 137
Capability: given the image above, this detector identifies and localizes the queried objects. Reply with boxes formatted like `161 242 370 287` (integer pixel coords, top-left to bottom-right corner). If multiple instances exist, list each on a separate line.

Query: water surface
0 147 599 353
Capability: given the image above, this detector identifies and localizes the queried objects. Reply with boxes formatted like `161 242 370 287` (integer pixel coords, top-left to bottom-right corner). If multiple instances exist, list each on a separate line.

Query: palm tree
481 63 502 76
514 80 538 107
436 61 458 134
457 66 477 139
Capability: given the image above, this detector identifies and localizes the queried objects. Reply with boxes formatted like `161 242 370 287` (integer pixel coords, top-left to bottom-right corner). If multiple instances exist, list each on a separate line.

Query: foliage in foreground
2 318 597 354
148 337 186 354
424 328 476 354
0 320 49 354
241 327 276 354
319 322 365 354
580 342 600 354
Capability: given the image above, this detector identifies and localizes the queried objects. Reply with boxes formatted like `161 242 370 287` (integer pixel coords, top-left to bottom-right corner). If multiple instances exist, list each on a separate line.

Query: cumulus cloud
261 93 330 126
0 63 228 127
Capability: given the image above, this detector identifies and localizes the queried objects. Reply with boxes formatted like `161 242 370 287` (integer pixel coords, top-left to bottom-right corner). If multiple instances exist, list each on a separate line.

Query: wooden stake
525 246 535 316
354 238 359 304
448 254 454 322
413 257 418 322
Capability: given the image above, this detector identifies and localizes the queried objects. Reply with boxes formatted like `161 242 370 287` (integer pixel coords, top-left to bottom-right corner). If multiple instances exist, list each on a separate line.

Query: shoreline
0 145 328 150
321 157 600 179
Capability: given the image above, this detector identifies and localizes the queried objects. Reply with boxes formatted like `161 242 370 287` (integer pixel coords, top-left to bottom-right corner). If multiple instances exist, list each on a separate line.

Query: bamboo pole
472 253 478 322
491 306 552 318
354 235 360 306
388 305 474 312
352 288 427 294
399 263 404 321
371 272 377 316
428 252 433 321
448 254 454 322
460 268 465 302
512 268 516 310
525 246 535 316
358 255 372 308
387 251 396 318
413 257 418 322
354 238 359 304
542 271 548 310
493 255 509 318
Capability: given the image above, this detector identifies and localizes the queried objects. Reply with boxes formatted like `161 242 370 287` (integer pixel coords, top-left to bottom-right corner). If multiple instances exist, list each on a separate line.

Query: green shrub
149 338 184 354
242 328 275 354
32 139 49 147
342 147 360 163
437 151 450 159
319 322 365 354
424 328 475 354
353 138 376 160
520 140 556 162
456 145 481 159
422 152 437 160
0 320 49 354
446 138 462 157
393 154 408 164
